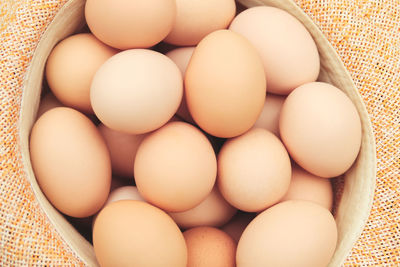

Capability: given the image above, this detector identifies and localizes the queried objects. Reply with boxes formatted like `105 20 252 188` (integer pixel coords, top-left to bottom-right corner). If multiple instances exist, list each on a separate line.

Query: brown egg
237 201 337 267
253 93 286 137
229 6 320 95
221 212 256 243
218 128 291 212
164 0 236 46
166 47 195 124
279 82 362 177
36 92 63 119
134 121 217 212
90 49 183 134
93 200 187 267
185 30 266 138
85 0 176 49
184 227 236 267
45 33 117 114
29 107 111 217
280 165 333 210
98 123 146 178
169 186 237 229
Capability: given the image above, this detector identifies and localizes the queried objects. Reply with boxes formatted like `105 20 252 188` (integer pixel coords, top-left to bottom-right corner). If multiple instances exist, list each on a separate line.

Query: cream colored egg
253 93 286 137
218 128 291 212
166 47 195 124
230 6 320 95
85 0 176 49
279 82 362 177
106 186 145 205
90 49 183 134
280 165 333 210
92 186 145 227
169 186 237 229
237 200 337 267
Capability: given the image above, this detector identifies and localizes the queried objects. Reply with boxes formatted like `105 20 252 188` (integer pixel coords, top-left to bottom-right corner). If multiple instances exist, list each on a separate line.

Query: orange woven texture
0 0 399 266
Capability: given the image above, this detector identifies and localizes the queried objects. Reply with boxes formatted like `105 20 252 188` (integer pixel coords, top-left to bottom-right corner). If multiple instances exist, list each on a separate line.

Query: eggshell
279 82 362 177
93 200 187 267
169 186 237 229
29 107 111 217
106 186 145 205
185 30 266 138
221 212 255 243
166 47 195 124
36 92 63 119
280 165 333 210
90 49 183 134
253 93 285 137
229 6 320 95
164 0 236 46
134 121 217 212
237 200 337 267
98 123 146 178
218 128 291 212
45 33 117 113
183 226 236 267
85 0 176 49
92 186 145 228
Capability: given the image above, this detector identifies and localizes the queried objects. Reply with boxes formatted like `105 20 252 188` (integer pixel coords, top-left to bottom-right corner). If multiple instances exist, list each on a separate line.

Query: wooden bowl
19 0 376 265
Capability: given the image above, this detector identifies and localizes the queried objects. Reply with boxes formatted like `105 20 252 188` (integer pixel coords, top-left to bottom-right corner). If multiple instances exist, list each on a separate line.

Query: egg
218 128 291 212
229 6 320 95
36 92 63 119
169 186 237 229
29 107 111 217
93 200 187 267
183 226 236 267
92 186 145 228
185 30 266 138
279 82 362 177
253 93 286 137
105 186 145 205
45 33 118 114
221 212 255 243
237 200 337 267
98 123 146 178
166 47 195 124
280 165 333 210
85 0 176 49
90 49 183 134
134 121 217 212
164 0 236 46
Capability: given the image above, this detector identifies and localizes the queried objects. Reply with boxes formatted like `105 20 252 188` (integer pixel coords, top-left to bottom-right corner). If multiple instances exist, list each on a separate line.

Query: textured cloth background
0 0 399 265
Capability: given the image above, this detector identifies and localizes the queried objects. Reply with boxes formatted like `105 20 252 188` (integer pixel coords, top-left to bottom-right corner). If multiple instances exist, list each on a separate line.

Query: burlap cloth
0 0 399 265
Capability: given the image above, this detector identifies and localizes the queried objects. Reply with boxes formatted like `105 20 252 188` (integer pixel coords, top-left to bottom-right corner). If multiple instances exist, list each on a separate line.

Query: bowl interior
19 0 376 266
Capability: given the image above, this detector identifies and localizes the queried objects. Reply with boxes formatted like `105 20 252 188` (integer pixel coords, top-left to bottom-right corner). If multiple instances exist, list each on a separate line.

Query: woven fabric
0 0 399 265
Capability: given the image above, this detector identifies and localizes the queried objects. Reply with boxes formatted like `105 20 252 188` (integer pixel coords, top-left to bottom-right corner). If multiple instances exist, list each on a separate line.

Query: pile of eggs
29 0 362 266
